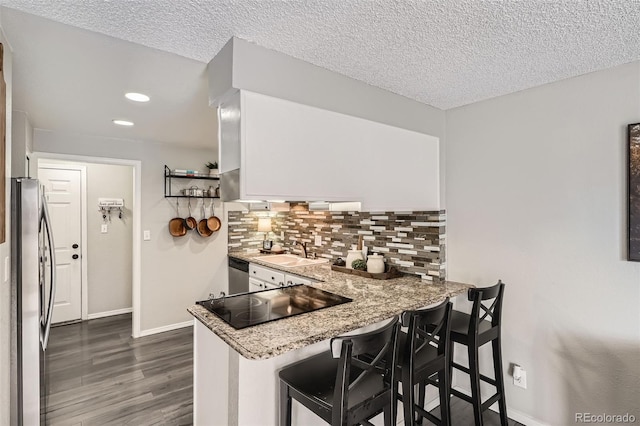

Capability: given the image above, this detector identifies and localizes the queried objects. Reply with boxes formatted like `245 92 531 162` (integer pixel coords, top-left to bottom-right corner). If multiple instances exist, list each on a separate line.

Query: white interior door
38 166 83 323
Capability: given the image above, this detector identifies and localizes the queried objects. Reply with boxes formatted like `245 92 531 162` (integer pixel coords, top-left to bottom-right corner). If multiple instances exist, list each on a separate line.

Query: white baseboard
87 307 133 320
138 320 192 337
452 386 548 426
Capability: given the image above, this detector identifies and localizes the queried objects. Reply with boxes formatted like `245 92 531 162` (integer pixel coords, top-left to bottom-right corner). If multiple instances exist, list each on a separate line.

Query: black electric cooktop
197 284 352 329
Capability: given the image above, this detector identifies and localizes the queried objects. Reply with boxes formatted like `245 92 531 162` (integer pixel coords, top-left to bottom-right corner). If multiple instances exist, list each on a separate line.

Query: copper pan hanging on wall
184 198 197 230
206 199 221 233
197 202 213 237
168 199 187 237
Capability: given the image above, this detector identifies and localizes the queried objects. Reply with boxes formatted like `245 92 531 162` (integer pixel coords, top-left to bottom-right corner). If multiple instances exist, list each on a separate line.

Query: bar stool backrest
401 299 452 362
329 317 400 424
467 280 506 334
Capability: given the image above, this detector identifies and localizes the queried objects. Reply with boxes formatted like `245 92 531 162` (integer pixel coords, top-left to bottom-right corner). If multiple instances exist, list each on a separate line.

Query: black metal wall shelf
164 165 220 198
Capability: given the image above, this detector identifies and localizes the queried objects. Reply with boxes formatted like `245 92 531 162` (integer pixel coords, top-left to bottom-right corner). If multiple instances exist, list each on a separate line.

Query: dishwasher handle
228 257 249 273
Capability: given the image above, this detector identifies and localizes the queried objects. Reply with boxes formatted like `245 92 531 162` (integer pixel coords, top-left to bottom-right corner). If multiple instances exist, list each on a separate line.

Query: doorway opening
33 153 142 338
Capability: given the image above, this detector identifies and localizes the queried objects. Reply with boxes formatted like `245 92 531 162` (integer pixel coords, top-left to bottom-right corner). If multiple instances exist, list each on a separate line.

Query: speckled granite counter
187 252 472 360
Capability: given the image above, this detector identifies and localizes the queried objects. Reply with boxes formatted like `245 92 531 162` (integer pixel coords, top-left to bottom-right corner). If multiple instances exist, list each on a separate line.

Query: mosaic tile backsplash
227 209 446 282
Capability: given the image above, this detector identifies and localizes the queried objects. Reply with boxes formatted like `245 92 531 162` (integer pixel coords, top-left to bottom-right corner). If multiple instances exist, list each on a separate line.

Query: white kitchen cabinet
218 90 440 211
248 263 317 292
249 277 277 292
284 273 315 286
249 264 285 289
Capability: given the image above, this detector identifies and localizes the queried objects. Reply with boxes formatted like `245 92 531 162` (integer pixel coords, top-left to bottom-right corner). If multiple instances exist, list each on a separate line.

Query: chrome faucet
295 241 308 258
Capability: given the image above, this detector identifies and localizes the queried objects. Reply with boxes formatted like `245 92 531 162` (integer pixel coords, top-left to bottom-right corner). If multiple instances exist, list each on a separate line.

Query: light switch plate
143 230 151 241
4 256 9 282
101 224 108 233
314 235 322 246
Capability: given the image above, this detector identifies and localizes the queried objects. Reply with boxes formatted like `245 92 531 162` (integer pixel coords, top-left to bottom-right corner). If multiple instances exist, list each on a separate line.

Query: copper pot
206 201 221 233
197 203 213 237
185 199 197 230
168 200 187 237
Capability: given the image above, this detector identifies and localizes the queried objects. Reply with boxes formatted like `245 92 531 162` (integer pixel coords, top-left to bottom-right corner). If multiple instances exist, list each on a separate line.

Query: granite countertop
187 252 472 360
228 251 344 281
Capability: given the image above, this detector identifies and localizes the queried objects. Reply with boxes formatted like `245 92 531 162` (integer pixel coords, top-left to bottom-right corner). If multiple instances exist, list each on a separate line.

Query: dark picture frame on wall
628 123 640 261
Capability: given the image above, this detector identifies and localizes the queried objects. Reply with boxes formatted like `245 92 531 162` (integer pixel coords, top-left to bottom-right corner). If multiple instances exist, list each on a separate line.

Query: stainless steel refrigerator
10 178 56 426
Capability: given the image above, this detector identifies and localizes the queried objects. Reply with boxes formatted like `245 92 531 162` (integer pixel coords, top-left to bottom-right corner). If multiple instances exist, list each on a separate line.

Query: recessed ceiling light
125 92 150 102
112 119 134 127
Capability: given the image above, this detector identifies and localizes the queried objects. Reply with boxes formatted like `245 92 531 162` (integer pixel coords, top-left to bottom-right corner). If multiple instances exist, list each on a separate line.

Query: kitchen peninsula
188 254 471 425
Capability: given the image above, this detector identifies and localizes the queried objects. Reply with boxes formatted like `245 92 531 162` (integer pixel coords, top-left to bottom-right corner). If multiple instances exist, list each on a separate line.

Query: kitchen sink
254 254 329 268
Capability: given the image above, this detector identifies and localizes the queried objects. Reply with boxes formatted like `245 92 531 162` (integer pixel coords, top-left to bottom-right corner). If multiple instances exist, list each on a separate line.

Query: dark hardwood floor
45 314 192 425
436 396 523 426
46 314 522 426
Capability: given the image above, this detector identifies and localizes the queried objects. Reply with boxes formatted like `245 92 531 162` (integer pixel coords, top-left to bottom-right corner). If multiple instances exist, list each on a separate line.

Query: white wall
11 110 31 177
445 61 640 424
0 19 13 426
86 163 133 315
33 130 229 333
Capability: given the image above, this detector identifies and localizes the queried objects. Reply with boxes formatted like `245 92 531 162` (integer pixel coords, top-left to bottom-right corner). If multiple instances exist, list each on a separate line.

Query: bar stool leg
468 343 484 426
402 371 416 426
279 381 292 426
417 382 426 423
492 338 508 426
438 368 451 426
384 379 397 426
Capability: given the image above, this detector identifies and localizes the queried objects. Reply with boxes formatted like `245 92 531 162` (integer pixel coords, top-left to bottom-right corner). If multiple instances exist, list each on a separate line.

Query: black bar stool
279 317 400 426
397 299 453 426
450 280 507 425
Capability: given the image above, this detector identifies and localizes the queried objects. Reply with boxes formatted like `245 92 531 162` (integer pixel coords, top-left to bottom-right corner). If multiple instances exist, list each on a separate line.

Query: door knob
72 244 79 249
72 254 79 260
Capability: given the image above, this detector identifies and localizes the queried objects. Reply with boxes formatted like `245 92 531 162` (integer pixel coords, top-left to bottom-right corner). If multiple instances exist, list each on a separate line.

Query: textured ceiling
0 7 216 148
2 0 639 111
1 1 640 149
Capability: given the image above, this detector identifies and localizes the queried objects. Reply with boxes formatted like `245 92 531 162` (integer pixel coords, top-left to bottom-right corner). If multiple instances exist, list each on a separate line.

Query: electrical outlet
513 365 527 389
143 230 151 241
314 235 322 246
101 224 108 233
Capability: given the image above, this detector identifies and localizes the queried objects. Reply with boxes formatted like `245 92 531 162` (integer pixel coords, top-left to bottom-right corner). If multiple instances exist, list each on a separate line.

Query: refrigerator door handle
40 192 56 351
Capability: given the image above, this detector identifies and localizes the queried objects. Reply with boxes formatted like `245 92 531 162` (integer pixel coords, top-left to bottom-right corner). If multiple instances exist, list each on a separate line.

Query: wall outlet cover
143 230 151 241
101 224 108 233
513 367 527 389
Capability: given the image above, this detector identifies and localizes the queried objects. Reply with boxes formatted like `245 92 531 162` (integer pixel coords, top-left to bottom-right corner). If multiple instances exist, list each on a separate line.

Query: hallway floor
45 314 192 425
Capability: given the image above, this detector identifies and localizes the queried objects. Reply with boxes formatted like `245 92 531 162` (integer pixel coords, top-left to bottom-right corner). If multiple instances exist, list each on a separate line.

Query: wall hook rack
98 198 125 223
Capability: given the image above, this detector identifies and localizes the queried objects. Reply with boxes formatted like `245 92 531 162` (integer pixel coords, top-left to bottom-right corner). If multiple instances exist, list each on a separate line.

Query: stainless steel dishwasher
228 257 249 294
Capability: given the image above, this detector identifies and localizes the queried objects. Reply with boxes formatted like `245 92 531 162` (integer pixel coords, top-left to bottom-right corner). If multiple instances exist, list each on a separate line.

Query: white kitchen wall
86 163 133 315
445 61 640 424
32 129 228 334
0 17 13 426
11 110 31 177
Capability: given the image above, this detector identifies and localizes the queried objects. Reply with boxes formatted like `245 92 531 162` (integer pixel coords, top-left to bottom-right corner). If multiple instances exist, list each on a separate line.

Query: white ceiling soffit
2 0 639 110
1 7 216 148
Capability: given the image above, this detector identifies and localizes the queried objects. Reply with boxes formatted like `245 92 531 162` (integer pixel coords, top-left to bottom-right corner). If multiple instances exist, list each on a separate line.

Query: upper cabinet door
239 91 440 211
217 91 241 174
